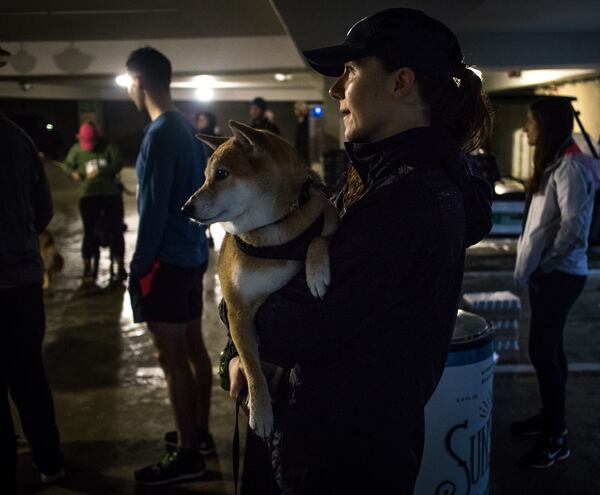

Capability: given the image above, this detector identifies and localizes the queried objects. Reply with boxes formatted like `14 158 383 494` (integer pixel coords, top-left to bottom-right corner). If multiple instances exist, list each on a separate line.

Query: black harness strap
234 212 325 261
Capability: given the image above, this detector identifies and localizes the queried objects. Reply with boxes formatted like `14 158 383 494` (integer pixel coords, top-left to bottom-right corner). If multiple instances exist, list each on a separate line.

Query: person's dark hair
414 66 493 153
196 111 218 135
528 97 574 194
251 97 267 112
381 60 492 152
126 46 171 93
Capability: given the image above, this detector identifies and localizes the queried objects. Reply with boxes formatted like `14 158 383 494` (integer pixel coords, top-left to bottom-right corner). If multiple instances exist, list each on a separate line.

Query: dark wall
0 98 299 164
0 99 79 159
104 99 299 164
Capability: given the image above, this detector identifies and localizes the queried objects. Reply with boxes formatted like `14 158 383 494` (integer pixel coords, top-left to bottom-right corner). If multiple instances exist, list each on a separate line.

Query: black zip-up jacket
254 127 491 494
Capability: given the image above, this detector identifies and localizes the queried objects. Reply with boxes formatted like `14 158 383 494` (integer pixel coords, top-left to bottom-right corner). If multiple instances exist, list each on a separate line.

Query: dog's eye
215 169 229 180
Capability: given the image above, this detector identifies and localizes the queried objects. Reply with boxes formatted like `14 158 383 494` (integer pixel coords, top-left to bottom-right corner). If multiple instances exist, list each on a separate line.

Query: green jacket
64 140 123 197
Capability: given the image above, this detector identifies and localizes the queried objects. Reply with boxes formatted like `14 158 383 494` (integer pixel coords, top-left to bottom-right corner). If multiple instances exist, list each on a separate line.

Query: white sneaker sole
527 449 571 469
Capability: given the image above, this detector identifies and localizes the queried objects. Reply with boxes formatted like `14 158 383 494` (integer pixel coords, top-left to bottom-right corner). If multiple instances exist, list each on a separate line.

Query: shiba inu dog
39 229 64 289
183 121 339 438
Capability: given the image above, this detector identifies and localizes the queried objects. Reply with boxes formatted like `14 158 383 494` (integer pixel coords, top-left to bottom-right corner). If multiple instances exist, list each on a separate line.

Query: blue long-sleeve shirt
131 112 208 279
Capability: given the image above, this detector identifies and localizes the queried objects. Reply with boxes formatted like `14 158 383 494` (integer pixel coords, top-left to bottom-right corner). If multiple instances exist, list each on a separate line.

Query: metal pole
573 109 599 159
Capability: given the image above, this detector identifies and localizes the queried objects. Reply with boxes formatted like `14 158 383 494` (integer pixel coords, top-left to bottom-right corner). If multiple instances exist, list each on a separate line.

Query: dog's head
183 120 309 235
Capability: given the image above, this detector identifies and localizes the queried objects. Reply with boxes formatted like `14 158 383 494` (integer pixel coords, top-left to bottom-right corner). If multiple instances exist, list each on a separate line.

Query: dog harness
233 178 326 260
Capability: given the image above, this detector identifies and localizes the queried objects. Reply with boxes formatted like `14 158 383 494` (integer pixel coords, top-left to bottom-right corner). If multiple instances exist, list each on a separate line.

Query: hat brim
302 44 371 77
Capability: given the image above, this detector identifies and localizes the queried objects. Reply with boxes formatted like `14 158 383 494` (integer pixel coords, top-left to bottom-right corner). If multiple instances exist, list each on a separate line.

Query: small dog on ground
39 229 64 289
184 121 339 438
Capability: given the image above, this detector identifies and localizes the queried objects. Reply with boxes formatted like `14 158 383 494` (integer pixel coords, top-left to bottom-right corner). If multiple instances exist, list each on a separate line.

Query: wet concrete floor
12 165 600 494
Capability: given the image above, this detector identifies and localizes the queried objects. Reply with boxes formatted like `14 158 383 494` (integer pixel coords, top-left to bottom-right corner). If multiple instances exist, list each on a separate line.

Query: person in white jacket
513 97 595 468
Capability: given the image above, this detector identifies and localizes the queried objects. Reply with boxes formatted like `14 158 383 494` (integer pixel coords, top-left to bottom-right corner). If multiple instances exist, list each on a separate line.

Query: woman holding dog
65 121 126 281
512 97 594 468
222 8 492 494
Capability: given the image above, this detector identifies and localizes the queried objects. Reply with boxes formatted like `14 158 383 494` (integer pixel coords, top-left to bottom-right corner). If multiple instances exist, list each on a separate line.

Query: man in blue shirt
126 47 212 486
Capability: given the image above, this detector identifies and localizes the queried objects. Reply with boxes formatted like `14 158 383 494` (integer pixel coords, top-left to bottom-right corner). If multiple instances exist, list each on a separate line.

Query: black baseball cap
302 8 464 80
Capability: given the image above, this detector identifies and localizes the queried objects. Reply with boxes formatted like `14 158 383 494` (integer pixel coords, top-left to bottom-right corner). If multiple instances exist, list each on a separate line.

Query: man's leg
79 197 101 277
5 283 63 478
185 318 212 432
148 321 197 449
1 299 17 491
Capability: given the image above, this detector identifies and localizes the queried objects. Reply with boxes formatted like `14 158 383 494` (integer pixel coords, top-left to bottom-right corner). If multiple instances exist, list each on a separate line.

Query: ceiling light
115 73 132 88
274 73 292 82
195 87 214 101
193 75 215 85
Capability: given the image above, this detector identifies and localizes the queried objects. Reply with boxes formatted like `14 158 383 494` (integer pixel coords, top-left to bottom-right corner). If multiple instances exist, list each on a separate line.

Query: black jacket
0 114 53 288
255 127 491 494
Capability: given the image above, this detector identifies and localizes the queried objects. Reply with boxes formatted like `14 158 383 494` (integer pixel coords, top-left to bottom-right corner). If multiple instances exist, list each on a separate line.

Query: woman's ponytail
416 66 493 153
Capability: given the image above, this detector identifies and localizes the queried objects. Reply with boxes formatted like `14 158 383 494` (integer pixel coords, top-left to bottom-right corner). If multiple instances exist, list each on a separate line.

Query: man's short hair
126 47 172 93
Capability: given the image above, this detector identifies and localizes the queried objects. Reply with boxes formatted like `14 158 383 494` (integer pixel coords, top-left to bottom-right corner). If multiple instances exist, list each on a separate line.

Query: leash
233 387 247 495
232 386 275 495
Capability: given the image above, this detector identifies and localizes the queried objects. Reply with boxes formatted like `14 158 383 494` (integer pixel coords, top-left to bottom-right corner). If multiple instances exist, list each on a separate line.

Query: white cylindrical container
414 310 495 495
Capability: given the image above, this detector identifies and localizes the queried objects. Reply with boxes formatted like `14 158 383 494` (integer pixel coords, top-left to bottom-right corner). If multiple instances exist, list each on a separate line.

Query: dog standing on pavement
39 229 64 289
184 121 339 438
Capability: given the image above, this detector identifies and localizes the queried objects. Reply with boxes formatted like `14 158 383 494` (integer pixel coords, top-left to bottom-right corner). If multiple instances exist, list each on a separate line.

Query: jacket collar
344 126 461 187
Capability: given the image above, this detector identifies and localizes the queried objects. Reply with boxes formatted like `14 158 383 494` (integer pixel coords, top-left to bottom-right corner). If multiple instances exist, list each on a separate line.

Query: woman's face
197 113 209 130
523 111 539 147
329 56 396 142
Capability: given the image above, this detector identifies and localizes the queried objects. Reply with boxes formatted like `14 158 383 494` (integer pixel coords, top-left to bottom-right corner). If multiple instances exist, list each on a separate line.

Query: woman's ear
392 67 416 98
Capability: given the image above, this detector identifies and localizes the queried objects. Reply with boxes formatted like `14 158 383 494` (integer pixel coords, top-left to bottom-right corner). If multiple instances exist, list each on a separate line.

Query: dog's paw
306 262 330 299
249 401 274 440
305 238 331 299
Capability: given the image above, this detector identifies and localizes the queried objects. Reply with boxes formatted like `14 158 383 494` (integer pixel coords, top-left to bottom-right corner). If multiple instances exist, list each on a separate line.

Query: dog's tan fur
184 121 338 438
39 229 64 289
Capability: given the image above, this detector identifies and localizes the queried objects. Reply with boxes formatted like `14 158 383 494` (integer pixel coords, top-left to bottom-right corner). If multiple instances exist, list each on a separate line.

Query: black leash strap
233 387 247 495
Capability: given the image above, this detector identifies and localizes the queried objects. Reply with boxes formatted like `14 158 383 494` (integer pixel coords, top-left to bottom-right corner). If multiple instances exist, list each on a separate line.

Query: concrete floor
12 165 600 494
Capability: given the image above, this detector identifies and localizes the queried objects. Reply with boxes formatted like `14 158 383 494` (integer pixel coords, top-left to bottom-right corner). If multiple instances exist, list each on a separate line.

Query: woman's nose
329 77 344 100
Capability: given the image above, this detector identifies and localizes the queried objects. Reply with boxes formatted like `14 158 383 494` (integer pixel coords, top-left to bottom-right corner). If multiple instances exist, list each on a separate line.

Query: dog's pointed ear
196 134 229 151
229 120 262 152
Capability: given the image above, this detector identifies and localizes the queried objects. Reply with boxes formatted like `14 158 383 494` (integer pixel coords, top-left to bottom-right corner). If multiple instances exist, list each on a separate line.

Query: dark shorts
131 262 207 324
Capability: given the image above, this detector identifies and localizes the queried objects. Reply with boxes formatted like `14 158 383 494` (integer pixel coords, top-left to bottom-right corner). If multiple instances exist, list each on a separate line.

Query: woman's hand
229 356 249 414
71 170 81 180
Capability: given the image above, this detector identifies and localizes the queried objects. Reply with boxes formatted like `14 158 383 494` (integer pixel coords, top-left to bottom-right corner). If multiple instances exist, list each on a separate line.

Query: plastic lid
452 309 491 344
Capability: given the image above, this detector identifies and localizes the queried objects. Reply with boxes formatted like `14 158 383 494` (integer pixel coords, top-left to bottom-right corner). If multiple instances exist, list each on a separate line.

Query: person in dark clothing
222 8 493 495
125 46 212 486
249 96 281 135
0 113 65 491
293 101 310 163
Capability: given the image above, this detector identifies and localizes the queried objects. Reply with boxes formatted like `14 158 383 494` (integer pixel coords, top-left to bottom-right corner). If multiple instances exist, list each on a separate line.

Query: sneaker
32 462 66 484
521 434 570 469
511 413 545 436
164 429 216 456
134 449 206 486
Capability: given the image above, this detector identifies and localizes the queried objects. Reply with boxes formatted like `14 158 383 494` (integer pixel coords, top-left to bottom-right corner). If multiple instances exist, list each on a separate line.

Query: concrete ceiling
0 1 285 40
273 0 600 69
0 0 599 100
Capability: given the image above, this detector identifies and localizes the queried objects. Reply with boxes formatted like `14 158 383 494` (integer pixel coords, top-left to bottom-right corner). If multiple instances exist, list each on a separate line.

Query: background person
195 110 219 139
223 8 492 494
0 113 64 491
64 121 126 281
293 100 310 163
249 96 281 135
125 46 213 486
512 97 594 468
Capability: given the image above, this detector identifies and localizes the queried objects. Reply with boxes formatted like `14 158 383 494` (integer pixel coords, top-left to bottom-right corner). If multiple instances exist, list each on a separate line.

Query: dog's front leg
305 202 339 299
227 304 274 440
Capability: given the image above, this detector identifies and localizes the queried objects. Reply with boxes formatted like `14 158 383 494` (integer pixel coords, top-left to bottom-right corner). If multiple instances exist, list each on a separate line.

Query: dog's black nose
181 202 195 218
